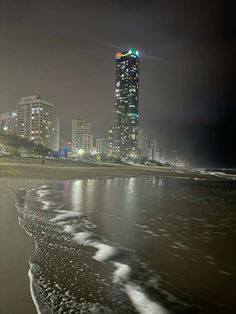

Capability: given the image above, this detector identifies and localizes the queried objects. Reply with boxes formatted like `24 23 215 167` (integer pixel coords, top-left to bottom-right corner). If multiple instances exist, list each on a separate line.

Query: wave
16 182 200 314
196 168 236 180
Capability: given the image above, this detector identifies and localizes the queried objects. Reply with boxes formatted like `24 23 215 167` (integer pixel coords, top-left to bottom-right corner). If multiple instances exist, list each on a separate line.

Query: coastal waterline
16 176 236 313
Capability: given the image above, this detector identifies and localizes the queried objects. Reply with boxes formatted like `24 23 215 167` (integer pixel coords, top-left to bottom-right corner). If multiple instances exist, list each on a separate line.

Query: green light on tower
128 48 139 57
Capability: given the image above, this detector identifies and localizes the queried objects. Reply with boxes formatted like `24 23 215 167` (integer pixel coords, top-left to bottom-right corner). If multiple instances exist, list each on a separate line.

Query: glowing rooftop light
116 48 140 59
129 48 139 57
128 48 139 57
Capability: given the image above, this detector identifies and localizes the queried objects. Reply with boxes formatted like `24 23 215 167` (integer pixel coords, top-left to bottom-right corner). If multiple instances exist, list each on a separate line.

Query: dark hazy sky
0 0 235 166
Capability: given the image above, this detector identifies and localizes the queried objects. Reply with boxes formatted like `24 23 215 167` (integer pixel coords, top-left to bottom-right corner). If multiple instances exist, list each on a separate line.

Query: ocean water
194 168 236 181
16 176 236 313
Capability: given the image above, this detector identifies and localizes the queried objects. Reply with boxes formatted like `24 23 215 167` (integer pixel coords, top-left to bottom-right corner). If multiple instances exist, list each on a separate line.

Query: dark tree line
0 132 50 157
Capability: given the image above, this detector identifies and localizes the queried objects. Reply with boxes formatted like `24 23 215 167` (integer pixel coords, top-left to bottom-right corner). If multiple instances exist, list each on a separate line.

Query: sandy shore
0 178 46 314
0 157 212 181
0 157 221 314
0 158 160 314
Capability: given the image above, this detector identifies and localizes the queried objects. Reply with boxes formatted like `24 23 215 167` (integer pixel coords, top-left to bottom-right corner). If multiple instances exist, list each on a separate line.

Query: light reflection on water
17 176 236 314
65 176 236 312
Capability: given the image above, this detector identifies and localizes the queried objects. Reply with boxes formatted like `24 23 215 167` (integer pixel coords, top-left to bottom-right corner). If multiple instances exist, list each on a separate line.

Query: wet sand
0 178 45 314
16 177 236 314
0 157 214 181
0 158 231 314
0 158 177 314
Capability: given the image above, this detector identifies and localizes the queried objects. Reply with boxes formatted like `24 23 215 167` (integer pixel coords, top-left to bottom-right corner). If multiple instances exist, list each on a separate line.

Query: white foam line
51 212 82 222
28 262 42 314
201 171 236 180
51 215 170 313
64 225 75 233
41 200 52 210
73 232 92 243
112 262 131 284
72 231 118 262
58 224 118 263
71 230 169 313
125 283 169 314
36 190 49 198
92 243 118 262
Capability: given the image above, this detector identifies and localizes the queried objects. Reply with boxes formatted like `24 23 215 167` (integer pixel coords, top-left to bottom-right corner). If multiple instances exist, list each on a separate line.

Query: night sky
0 0 235 167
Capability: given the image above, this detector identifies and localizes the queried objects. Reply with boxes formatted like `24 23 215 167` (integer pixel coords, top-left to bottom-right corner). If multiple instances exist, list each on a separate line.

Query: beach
0 158 235 314
0 158 181 314
0 157 215 180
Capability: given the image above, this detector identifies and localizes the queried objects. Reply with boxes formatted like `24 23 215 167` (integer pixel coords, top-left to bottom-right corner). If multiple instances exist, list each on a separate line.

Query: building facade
0 111 17 135
138 128 149 158
96 138 108 155
148 140 161 161
112 48 139 157
72 119 92 153
17 96 59 151
52 116 60 152
107 128 113 156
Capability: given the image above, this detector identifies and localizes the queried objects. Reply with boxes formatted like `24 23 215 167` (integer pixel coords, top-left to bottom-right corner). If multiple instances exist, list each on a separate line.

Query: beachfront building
72 119 93 154
112 48 139 157
0 111 17 135
17 96 59 151
96 138 108 155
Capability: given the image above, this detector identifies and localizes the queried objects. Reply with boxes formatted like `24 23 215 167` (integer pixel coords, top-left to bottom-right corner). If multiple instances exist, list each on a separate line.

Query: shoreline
0 157 221 181
0 158 235 314
15 171 236 314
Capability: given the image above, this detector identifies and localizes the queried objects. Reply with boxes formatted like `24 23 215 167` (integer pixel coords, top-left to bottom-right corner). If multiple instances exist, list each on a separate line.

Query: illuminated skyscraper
112 48 139 157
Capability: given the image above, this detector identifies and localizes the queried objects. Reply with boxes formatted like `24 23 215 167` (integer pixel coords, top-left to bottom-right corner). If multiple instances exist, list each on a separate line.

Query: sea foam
50 211 82 222
17 181 188 314
125 283 169 314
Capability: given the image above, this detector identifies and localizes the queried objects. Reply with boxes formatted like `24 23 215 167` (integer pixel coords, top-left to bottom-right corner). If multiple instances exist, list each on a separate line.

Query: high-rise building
112 48 139 157
148 140 161 161
138 128 149 158
17 96 59 151
0 111 17 135
52 116 60 152
107 128 113 156
72 119 92 153
96 138 108 155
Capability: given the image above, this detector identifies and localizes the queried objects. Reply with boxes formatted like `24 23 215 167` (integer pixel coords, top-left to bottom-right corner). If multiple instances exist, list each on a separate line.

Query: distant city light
77 149 85 155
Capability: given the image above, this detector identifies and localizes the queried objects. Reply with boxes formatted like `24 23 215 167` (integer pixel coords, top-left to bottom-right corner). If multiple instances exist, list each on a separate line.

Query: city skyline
0 3 235 314
0 0 235 166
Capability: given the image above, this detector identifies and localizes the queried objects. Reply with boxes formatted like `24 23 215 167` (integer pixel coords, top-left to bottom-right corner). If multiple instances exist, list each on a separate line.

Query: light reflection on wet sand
17 177 236 313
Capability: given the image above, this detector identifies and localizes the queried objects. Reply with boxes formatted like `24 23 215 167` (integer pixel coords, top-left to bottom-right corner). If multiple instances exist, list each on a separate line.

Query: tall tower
112 48 139 157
